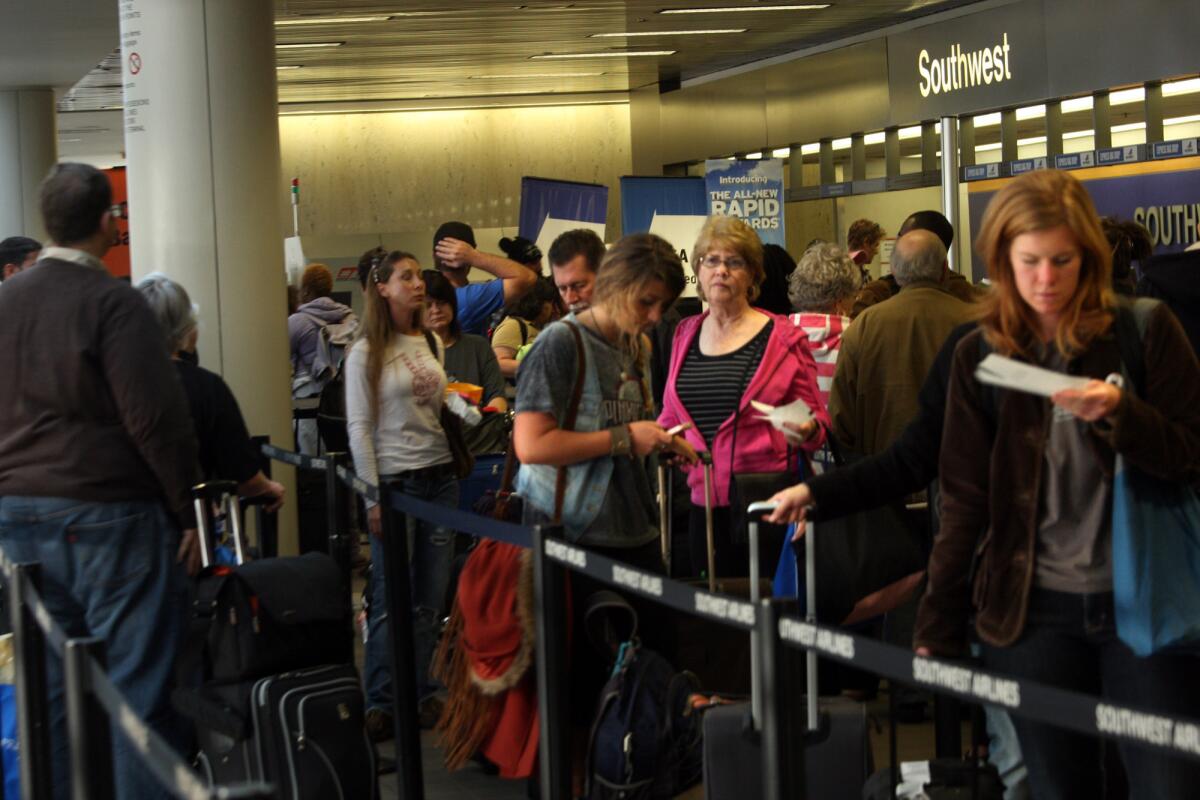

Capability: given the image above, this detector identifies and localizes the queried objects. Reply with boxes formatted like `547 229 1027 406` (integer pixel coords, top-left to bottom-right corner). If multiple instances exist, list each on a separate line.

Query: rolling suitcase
178 482 377 798
702 509 873 800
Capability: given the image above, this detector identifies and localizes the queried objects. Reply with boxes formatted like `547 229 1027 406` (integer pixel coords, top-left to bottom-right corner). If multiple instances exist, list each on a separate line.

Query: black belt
380 463 456 483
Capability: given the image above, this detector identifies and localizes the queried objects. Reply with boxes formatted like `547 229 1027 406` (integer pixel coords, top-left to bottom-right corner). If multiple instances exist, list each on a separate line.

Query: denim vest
516 317 614 542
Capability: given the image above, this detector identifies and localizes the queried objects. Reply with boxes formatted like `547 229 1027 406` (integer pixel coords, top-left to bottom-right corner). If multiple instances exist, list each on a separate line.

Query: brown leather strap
553 321 587 523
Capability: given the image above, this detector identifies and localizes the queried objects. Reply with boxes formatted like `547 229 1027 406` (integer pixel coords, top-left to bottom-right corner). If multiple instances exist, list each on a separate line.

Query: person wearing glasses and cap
432 220 536 337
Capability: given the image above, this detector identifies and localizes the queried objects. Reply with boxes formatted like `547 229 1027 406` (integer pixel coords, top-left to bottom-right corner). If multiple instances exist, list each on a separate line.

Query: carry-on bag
702 508 873 800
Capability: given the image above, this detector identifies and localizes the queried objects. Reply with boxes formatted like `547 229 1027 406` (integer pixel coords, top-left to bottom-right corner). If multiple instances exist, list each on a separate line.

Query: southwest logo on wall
103 166 131 278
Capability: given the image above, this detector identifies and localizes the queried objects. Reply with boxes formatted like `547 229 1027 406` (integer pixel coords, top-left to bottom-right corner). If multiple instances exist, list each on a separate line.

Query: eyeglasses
699 254 747 271
109 202 128 220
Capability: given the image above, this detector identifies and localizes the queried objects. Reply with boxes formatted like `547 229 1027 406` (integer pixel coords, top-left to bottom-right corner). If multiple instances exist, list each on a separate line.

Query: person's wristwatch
609 424 632 457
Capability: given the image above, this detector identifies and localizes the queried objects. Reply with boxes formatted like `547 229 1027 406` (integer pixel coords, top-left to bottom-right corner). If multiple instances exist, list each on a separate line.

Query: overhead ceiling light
745 151 763 159
589 29 746 36
1167 113 1200 125
831 137 851 150
276 65 303 70
897 125 922 140
1061 96 1094 113
772 147 791 157
275 15 390 26
469 72 605 79
660 4 830 13
1110 87 1145 105
1062 129 1094 140
1016 104 1045 121
278 98 626 116
800 143 820 154
973 112 1001 128
275 42 345 49
58 138 83 143
531 50 675 59
1112 121 1146 133
1164 77 1200 97
863 131 886 145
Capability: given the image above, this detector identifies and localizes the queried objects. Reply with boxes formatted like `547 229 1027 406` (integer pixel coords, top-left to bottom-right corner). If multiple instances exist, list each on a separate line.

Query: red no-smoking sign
129 52 142 75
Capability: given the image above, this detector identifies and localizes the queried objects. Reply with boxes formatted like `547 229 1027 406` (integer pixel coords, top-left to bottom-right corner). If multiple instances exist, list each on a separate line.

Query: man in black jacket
0 163 200 799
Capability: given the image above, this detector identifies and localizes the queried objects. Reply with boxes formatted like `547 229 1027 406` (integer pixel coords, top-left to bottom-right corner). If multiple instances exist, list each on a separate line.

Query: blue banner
966 160 1200 281
703 159 786 247
619 176 707 234
517 177 608 242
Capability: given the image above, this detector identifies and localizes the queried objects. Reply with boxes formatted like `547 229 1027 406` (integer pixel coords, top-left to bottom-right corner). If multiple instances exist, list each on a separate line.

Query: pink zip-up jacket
658 310 830 507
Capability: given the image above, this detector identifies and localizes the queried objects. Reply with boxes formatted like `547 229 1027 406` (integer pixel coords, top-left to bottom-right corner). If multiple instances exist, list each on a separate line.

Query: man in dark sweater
0 163 200 799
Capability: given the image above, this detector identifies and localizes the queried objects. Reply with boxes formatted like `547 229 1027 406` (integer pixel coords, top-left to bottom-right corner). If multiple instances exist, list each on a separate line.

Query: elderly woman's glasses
700 254 747 271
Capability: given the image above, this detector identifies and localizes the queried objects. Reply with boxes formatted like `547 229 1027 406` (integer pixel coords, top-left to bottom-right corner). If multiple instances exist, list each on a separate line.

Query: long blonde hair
975 170 1113 359
358 250 424 418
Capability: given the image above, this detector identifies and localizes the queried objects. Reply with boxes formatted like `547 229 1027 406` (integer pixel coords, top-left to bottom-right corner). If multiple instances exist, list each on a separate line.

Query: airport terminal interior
2 1 1200 798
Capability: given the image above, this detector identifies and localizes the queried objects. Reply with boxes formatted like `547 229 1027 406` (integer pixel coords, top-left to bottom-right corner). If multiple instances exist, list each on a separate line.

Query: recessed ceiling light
772 147 791 157
275 16 390 26
589 29 746 36
1164 77 1200 97
469 72 605 79
58 138 83 143
276 65 304 70
532 50 676 59
745 151 763 159
275 42 345 49
660 4 830 14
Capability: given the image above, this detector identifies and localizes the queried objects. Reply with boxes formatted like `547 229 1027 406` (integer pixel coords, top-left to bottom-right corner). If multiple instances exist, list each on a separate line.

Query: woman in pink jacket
659 216 828 577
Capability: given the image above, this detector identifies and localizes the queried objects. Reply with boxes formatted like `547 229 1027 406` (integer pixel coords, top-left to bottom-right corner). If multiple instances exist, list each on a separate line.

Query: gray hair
891 230 947 287
788 243 859 312
136 272 197 354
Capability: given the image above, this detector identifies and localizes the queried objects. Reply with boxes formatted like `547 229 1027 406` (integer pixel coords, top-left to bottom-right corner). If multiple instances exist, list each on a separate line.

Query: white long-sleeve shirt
344 333 451 504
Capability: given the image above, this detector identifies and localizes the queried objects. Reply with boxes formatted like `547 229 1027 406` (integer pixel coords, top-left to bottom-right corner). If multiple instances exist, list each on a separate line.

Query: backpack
584 591 704 800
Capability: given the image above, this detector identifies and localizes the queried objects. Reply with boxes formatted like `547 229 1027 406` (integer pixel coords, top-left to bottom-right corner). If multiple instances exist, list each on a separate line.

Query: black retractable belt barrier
533 525 572 800
249 435 278 559
759 598 804 800
9 562 53 800
379 485 426 800
64 638 114 800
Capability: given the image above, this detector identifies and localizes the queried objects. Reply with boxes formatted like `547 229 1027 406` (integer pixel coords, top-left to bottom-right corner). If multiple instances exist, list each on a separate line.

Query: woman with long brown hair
345 251 459 741
914 170 1200 797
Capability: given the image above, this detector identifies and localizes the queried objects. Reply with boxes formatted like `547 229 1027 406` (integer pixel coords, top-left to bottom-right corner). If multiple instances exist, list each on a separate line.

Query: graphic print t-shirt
515 320 658 548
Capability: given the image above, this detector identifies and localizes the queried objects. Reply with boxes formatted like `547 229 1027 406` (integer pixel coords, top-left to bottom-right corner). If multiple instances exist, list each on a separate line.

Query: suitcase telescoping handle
191 481 246 569
657 452 716 588
746 502 819 733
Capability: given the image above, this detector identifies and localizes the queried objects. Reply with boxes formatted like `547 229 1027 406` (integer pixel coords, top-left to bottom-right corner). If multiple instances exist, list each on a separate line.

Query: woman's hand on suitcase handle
177 528 201 576
367 505 382 539
765 483 813 527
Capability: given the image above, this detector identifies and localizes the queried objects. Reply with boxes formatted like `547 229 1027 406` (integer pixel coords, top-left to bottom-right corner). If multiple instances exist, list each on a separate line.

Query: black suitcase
702 512 874 800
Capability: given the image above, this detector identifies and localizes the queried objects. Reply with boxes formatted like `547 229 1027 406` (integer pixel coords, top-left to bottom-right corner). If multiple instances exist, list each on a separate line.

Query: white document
534 215 606 273
750 398 814 432
974 353 1091 398
283 236 306 285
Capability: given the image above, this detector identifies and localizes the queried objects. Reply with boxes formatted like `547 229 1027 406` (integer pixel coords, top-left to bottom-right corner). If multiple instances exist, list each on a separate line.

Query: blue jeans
0 496 187 800
983 588 1200 800
365 474 459 710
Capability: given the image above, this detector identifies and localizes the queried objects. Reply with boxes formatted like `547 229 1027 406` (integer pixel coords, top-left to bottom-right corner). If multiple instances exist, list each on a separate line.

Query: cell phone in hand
666 422 693 437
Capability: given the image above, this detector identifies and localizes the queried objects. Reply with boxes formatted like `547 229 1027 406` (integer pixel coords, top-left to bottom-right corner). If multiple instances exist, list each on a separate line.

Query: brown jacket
914 302 1200 655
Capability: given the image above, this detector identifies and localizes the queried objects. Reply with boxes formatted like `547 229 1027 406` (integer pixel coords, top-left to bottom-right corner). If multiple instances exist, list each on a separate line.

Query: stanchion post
532 524 571 800
378 486 425 800
759 599 804 800
9 563 53 799
324 451 352 578
63 638 114 800
251 435 278 558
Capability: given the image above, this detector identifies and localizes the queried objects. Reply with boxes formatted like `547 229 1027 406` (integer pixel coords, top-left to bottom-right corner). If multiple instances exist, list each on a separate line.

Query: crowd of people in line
2 160 1200 799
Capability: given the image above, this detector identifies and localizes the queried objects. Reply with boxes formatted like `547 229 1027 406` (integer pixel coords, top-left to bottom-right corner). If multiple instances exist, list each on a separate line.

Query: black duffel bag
191 552 351 683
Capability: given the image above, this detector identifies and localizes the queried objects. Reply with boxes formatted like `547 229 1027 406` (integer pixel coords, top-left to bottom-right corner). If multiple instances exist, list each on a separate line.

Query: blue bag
1111 456 1200 656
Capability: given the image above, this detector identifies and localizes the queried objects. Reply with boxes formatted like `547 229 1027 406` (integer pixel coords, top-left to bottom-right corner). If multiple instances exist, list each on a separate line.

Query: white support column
120 0 298 551
939 116 960 273
0 89 57 242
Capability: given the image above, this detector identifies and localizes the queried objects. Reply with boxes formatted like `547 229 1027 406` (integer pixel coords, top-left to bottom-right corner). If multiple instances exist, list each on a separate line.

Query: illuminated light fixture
864 131 886 145
660 4 830 13
897 125 922 139
469 72 604 79
275 42 345 49
1167 113 1200 125
589 29 746 36
276 65 303 70
531 50 675 59
58 138 83 143
975 142 1002 152
1112 121 1146 133
772 147 791 157
1017 135 1047 146
1016 104 1045 121
1062 129 1094 140
831 137 851 150
800 143 819 155
278 98 627 116
973 112 1000 128
745 151 763 159
1110 87 1144 105
1061 96 1093 113
1163 77 1200 96
276 15 390 26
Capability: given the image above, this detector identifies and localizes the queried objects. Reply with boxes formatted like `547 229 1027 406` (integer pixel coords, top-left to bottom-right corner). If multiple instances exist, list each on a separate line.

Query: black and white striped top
675 321 773 446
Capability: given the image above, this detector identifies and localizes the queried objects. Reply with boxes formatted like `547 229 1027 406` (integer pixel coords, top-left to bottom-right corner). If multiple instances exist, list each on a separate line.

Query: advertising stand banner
620 176 709 297
518 177 608 271
703 159 786 247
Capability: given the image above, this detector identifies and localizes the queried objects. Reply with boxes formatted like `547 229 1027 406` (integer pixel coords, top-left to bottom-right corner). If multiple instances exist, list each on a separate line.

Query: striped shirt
675 321 773 447
789 312 849 410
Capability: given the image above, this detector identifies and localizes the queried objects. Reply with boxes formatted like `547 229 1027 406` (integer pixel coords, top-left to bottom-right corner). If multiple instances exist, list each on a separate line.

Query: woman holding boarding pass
908 170 1200 798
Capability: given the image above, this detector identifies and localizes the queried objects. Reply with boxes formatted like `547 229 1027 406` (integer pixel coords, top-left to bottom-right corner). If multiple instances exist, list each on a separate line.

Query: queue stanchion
8 563 53 799
63 638 114 800
532 523 571 800
759 598 804 800
324 451 353 580
378 485 426 800
250 435 278 559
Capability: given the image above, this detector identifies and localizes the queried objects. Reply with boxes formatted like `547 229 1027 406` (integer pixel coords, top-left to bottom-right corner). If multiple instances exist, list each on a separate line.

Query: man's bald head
891 228 947 287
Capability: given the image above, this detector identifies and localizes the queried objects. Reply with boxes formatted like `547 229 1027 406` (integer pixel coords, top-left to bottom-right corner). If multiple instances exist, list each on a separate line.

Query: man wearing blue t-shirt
432 221 536 336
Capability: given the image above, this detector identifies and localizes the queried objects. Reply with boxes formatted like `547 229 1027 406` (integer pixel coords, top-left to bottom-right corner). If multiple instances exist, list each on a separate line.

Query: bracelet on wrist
609 424 632 457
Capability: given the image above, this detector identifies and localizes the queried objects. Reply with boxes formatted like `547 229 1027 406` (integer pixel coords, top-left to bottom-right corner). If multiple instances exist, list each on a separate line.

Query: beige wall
278 103 632 250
